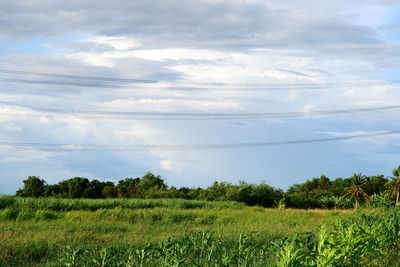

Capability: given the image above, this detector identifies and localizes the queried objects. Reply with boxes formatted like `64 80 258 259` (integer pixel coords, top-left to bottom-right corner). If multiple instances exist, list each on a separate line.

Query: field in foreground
0 197 399 266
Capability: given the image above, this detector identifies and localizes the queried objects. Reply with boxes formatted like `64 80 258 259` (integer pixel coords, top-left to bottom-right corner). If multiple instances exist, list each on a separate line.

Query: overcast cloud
1 0 400 194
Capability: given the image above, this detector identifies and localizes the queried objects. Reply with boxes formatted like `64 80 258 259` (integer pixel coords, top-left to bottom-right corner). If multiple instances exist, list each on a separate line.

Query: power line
1 104 400 120
0 68 398 90
1 77 396 92
0 77 341 91
0 131 398 152
0 68 398 87
0 69 157 84
0 78 118 88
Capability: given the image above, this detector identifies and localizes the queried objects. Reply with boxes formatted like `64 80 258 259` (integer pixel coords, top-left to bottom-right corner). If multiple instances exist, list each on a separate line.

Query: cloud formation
0 0 400 194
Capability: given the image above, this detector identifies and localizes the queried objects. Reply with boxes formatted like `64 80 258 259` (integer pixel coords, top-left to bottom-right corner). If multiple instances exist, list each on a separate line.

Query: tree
251 183 284 207
43 184 61 197
364 175 388 195
342 173 371 209
286 176 333 208
16 176 47 197
117 177 140 198
138 172 167 191
204 181 230 201
330 178 352 197
102 184 118 198
65 177 90 198
299 175 331 192
386 166 400 206
83 179 105 198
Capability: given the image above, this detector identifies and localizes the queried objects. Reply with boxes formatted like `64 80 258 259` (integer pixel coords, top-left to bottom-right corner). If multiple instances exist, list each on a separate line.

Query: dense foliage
14 166 400 208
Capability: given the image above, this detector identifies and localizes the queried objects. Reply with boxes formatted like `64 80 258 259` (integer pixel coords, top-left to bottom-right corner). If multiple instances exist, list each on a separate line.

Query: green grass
0 196 391 266
0 195 245 211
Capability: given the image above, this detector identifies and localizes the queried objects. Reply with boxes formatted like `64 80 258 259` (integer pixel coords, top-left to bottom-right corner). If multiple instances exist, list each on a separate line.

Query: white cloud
89 36 141 51
160 159 172 170
93 98 243 112
4 124 21 132
0 148 56 163
1 0 400 193
114 124 156 141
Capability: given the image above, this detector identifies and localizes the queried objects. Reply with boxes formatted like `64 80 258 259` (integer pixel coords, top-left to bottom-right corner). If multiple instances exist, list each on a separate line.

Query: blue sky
1 0 400 194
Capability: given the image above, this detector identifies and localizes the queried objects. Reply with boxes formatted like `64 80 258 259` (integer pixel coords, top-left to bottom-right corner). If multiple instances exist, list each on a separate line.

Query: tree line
15 166 400 209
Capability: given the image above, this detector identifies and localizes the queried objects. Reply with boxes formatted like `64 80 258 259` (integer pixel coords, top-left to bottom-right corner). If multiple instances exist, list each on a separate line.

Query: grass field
0 197 398 266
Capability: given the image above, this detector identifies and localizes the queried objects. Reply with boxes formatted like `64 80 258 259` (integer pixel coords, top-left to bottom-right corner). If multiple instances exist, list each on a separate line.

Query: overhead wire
0 69 159 84
0 131 398 152
0 69 399 153
0 68 399 91
0 77 353 91
0 104 400 120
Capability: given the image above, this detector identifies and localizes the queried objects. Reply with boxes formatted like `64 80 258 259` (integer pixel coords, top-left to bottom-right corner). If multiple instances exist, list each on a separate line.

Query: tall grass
274 207 400 266
2 208 399 266
2 196 395 266
0 196 245 211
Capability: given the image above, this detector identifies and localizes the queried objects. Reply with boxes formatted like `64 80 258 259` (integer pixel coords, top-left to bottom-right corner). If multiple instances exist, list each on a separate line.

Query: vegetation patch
12 166 400 209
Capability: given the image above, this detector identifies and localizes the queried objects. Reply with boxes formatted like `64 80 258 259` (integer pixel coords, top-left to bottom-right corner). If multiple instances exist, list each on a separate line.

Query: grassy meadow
0 196 399 266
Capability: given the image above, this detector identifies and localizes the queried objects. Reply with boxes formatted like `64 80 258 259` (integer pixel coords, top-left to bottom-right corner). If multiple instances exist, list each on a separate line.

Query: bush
0 195 16 209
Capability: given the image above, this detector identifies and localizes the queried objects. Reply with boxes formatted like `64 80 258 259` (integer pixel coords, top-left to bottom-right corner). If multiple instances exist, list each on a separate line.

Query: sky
1 0 400 194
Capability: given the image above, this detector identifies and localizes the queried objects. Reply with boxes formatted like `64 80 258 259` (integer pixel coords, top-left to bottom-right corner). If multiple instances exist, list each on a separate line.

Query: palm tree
342 173 371 209
387 166 400 206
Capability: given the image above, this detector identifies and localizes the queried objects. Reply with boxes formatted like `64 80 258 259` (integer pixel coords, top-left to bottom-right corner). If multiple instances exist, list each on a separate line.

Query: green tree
102 184 118 198
251 183 284 207
204 181 230 201
43 184 61 197
387 166 400 206
83 179 105 198
342 173 371 209
66 177 90 198
330 178 352 197
117 177 140 198
300 175 331 192
138 172 167 191
286 176 333 208
364 175 388 195
16 176 47 197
